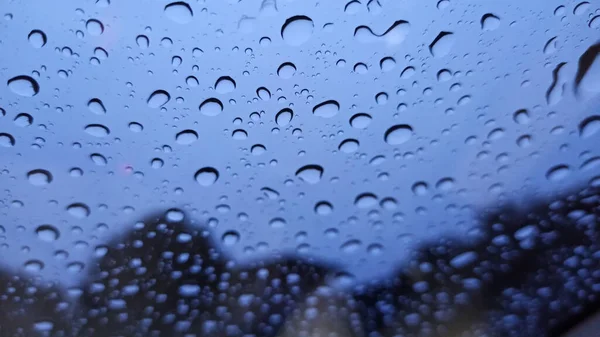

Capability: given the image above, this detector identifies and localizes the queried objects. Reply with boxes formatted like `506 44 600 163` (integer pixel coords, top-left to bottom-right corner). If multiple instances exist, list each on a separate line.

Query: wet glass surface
1 0 600 336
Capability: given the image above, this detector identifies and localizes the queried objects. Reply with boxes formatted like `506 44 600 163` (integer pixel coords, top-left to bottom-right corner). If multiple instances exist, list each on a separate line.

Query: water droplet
296 165 323 184
28 29 47 48
513 109 530 124
176 130 198 145
435 177 455 191
340 239 362 253
375 92 388 104
575 44 600 94
251 144 266 155
579 115 600 138
222 230 240 246
151 158 164 169
269 217 286 228
546 164 571 181
135 35 150 49
67 203 91 218
166 208 185 222
88 98 106 115
232 129 248 140
24 260 44 272
339 139 359 153
355 193 378 209
199 98 224 116
90 153 107 166
84 124 110 137
257 87 271 100
481 14 500 31
349 113 372 129
429 31 455 57
215 76 236 94
277 62 296 79
7 75 39 96
147 90 170 108
281 15 314 46
354 20 410 46
354 62 368 74
574 2 590 15
195 167 219 186
315 201 333 215
14 113 33 127
487 128 505 141
313 100 340 118
164 1 193 24
543 36 558 55
129 122 143 132
86 19 104 36
27 169 52 186
380 57 396 71
36 225 59 242
275 108 293 126
384 124 413 145
186 76 199 87
0 133 15 147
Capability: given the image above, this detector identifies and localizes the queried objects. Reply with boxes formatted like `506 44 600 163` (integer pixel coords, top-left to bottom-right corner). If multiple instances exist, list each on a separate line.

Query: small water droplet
67 203 91 218
176 129 198 145
136 34 150 49
215 76 236 94
195 167 219 186
296 165 323 184
36 225 60 242
275 108 293 126
546 164 571 181
84 124 110 137
88 98 106 114
147 90 170 108
315 201 333 215
481 14 500 31
579 115 600 138
384 124 413 145
355 193 378 208
277 62 296 79
281 15 314 46
199 98 224 116
28 29 47 48
313 100 340 118
339 138 359 153
27 169 52 186
257 87 271 100
349 113 372 129
24 260 44 273
86 19 104 36
90 153 107 166
269 217 286 228
222 230 240 246
0 133 15 147
164 1 193 24
429 31 455 57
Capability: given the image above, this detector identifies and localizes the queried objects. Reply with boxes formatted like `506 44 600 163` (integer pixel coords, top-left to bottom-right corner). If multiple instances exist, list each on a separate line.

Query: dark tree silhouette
77 209 340 337
0 186 599 337
0 271 72 337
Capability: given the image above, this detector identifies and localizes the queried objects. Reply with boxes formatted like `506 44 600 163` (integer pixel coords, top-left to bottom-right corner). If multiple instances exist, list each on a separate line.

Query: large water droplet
195 167 219 186
215 76 236 94
222 230 240 246
90 153 107 166
312 100 340 118
315 201 333 215
349 113 372 129
579 115 600 138
296 165 323 184
575 43 600 93
136 35 149 49
86 19 104 36
269 218 287 228
8 75 40 97
546 164 571 181
275 108 293 126
339 139 359 153
88 98 106 115
340 239 362 253
281 15 314 46
28 29 47 48
36 225 60 242
27 169 53 186
85 124 110 137
481 14 500 31
384 124 413 145
257 87 271 100
24 260 44 273
164 2 193 24
67 203 91 218
354 193 378 209
277 62 296 79
147 90 170 108
0 133 15 147
199 98 223 116
429 31 455 57
14 113 33 127
176 129 198 145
